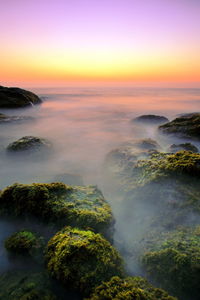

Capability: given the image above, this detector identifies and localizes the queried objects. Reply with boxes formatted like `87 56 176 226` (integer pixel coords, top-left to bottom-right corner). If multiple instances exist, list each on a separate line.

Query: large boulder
86 276 177 300
0 86 42 108
159 113 200 140
46 227 123 295
0 182 113 235
132 115 169 124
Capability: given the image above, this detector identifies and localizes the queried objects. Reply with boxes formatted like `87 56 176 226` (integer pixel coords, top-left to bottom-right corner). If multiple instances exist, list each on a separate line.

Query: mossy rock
168 143 198 153
142 226 200 300
46 227 124 295
104 139 160 179
7 136 51 152
0 182 113 234
5 230 44 258
132 115 169 124
85 276 177 300
0 86 42 108
0 271 57 300
159 113 200 140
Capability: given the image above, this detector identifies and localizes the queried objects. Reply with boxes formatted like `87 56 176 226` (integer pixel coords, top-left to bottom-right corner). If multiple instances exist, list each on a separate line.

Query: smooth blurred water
0 86 200 188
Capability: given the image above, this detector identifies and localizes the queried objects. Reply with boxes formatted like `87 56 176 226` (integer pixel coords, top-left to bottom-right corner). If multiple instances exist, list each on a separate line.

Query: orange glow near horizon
1 0 200 87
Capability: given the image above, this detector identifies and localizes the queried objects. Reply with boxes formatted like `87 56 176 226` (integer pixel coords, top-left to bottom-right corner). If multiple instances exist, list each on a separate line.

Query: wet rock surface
0 86 42 108
159 113 200 140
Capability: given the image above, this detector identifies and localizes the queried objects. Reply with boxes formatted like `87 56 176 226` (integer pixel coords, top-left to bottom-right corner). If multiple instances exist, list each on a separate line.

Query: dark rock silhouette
0 86 42 108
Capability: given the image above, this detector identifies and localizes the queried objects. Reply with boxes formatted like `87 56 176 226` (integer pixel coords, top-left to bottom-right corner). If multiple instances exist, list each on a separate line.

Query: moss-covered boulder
132 115 169 124
142 226 200 300
86 276 177 300
7 136 51 152
0 271 57 300
0 86 42 108
0 183 113 234
46 227 124 296
0 113 33 124
5 230 44 258
168 143 198 153
159 113 200 140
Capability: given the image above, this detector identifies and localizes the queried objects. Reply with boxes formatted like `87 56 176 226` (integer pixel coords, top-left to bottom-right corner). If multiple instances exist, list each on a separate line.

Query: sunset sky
1 0 200 87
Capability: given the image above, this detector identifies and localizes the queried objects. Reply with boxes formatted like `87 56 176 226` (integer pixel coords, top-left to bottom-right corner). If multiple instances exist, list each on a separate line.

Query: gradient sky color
1 0 200 86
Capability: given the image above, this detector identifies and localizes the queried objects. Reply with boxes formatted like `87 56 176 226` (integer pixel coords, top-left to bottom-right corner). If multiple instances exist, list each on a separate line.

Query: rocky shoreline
0 87 200 299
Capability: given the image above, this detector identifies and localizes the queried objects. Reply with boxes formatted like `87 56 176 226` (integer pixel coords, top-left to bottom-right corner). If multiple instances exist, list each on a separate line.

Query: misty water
0 86 200 296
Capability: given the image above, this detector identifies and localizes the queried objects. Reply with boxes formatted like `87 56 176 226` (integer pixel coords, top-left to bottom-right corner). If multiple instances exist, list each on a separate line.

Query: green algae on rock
5 230 44 257
142 226 200 300
0 85 42 108
0 271 57 300
104 139 160 179
85 276 177 300
0 183 113 234
159 113 200 140
7 136 51 152
46 227 124 296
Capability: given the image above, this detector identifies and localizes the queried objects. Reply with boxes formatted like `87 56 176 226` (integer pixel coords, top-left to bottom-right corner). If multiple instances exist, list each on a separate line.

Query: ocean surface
0 86 200 278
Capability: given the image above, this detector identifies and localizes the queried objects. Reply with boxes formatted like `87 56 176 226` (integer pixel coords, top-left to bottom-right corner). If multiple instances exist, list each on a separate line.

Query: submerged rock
0 182 113 234
132 114 169 124
86 276 177 300
168 143 198 153
7 136 51 152
46 227 123 296
0 113 34 124
53 173 84 185
104 138 160 178
159 113 200 140
142 226 200 300
0 85 42 108
0 271 57 300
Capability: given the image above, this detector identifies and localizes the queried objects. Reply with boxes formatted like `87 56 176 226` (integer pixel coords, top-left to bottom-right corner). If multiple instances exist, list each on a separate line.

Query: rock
0 182 113 235
104 139 160 178
0 113 34 123
168 143 199 153
159 113 200 140
53 173 84 185
0 271 58 300
132 115 169 124
7 136 51 152
142 226 200 299
46 226 123 296
0 85 42 108
86 276 177 300
5 230 44 258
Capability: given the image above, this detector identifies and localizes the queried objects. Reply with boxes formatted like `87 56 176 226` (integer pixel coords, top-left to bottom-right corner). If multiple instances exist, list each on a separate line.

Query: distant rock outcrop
0 86 42 108
132 114 169 124
159 113 200 140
